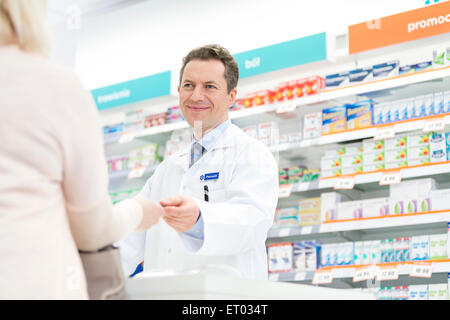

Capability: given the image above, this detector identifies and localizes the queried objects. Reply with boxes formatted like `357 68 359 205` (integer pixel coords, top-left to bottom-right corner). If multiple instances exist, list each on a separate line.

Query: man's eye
183 83 193 88
206 84 217 89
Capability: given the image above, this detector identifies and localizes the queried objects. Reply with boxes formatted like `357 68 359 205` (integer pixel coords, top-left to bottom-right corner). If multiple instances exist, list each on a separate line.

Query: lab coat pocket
209 188 227 203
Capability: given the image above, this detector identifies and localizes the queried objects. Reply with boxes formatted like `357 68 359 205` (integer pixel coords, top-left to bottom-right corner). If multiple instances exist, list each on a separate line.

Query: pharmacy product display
100 22 450 300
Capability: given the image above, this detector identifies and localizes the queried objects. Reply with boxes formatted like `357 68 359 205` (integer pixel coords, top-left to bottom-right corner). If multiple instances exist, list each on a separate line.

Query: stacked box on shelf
389 178 436 215
320 147 345 178
363 138 385 172
144 111 166 128
293 241 321 272
298 197 321 226
303 112 322 139
103 123 124 141
107 155 128 173
165 105 184 124
128 143 160 169
346 100 373 130
278 165 306 185
429 132 447 163
321 105 347 135
267 242 293 273
407 131 430 166
320 192 341 222
124 109 145 133
385 134 408 169
301 169 320 183
274 206 299 227
341 143 363 175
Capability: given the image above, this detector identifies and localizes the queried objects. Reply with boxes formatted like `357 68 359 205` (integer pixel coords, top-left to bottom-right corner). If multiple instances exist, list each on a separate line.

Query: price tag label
118 132 136 144
334 177 355 190
374 126 396 141
278 228 291 237
376 265 399 281
128 166 146 179
312 269 333 285
409 262 433 278
353 265 376 283
278 184 293 198
379 171 401 186
276 102 297 114
423 118 445 133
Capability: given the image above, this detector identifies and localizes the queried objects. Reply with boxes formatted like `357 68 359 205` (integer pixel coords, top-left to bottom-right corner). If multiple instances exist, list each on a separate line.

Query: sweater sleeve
60 75 143 251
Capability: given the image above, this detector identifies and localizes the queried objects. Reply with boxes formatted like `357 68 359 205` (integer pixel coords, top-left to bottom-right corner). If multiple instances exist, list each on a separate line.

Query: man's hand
134 195 164 231
160 195 200 233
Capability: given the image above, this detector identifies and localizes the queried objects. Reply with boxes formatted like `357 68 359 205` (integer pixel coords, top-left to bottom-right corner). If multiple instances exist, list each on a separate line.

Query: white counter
125 271 375 300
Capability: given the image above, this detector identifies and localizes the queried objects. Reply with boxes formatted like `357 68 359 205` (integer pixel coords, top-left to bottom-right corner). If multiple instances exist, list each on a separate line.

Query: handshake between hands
134 195 200 233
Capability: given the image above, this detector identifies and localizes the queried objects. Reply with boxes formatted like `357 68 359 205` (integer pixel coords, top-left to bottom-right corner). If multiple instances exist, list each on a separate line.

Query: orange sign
349 2 450 54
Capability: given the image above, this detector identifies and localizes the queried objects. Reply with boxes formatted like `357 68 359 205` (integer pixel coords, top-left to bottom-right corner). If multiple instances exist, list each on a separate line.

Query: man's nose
190 86 205 101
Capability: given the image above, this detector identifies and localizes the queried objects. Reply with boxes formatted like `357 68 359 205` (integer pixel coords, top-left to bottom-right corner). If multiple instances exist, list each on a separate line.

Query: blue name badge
200 172 219 181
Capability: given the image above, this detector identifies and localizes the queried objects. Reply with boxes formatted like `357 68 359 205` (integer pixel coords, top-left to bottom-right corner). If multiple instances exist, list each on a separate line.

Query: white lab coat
119 123 279 280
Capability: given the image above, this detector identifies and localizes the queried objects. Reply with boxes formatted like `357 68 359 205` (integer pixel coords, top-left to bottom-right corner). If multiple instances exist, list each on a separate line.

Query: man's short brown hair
179 44 239 93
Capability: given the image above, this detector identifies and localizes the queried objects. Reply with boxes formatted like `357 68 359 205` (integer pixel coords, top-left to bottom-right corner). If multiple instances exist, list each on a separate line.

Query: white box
428 284 449 300
410 236 430 261
385 135 407 151
303 112 322 139
320 243 337 267
361 198 389 218
414 95 426 118
444 91 450 114
369 240 381 264
424 93 436 116
320 192 342 222
434 91 445 114
258 122 278 146
430 189 450 211
337 200 363 220
389 178 437 199
243 125 258 139
429 234 447 260
354 241 364 265
430 132 447 163
408 285 428 300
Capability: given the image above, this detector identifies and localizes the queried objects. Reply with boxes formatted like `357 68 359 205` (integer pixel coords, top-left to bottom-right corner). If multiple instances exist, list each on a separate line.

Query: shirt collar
191 119 231 152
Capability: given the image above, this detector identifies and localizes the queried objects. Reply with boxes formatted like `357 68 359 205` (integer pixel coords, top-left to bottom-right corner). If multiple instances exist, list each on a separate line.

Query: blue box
399 64 415 75
373 60 399 79
325 72 349 88
414 61 432 73
349 67 373 83
346 100 373 130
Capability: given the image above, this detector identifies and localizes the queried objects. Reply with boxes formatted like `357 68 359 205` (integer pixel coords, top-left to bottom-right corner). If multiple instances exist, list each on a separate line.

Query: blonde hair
0 0 51 57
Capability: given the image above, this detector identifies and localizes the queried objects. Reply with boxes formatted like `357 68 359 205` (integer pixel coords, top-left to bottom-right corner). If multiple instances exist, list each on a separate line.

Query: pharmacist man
118 44 279 280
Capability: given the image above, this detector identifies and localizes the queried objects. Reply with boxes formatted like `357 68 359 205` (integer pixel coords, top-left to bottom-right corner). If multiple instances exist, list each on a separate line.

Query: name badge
200 172 219 181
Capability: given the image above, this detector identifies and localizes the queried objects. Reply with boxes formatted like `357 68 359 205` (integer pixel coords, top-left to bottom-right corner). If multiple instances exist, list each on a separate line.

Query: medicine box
428 283 449 300
408 285 428 300
320 192 342 222
303 112 322 139
429 234 447 260
434 92 445 114
325 72 349 88
346 100 373 130
275 207 298 227
322 105 347 135
337 200 363 220
349 67 373 84
390 178 436 199
430 132 447 163
430 188 450 211
267 242 293 273
414 95 427 118
298 198 321 226
372 60 399 79
361 197 389 218
385 135 407 151
410 236 429 261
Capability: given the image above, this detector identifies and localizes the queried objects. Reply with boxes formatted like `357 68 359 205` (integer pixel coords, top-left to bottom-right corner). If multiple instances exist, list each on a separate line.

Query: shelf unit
100 28 450 296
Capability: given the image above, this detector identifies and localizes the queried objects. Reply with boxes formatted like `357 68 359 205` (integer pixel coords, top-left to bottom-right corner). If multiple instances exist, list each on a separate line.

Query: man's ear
228 87 237 106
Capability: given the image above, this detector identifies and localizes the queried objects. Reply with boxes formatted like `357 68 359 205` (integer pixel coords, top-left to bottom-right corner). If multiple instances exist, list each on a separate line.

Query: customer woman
0 0 163 299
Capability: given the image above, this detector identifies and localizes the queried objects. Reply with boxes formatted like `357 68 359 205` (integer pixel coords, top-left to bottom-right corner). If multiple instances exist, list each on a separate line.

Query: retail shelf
269 113 450 154
276 161 450 195
269 259 450 284
268 210 450 239
104 66 450 145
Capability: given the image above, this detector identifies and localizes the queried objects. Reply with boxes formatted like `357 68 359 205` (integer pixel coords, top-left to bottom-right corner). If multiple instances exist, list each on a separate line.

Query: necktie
190 142 205 167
